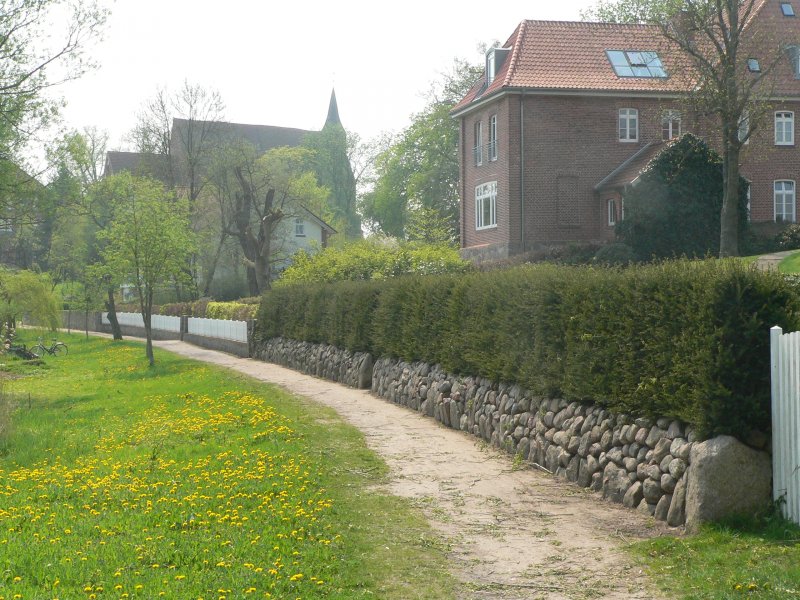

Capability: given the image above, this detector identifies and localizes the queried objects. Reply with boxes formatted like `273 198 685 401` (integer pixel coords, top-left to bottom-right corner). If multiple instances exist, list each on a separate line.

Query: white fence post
771 325 800 524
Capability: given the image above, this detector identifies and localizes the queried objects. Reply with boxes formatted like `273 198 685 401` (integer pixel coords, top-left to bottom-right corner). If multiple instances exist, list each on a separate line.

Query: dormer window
747 58 761 72
607 50 667 78
782 3 795 16
486 47 510 85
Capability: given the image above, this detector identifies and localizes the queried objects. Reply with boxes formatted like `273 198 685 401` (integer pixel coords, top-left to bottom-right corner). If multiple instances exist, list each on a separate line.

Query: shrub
257 260 799 439
276 239 471 285
206 302 257 321
154 299 256 320
616 134 749 260
775 224 800 250
592 243 637 266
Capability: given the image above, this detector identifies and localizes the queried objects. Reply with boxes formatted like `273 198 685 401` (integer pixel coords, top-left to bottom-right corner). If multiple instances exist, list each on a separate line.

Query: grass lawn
0 332 455 599
779 251 800 273
631 508 800 598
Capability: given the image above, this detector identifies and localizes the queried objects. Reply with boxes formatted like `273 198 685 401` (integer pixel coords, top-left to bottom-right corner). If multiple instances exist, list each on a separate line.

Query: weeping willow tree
0 269 61 339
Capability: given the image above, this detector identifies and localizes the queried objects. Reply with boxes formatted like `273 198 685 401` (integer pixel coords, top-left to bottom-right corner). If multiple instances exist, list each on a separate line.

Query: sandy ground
148 340 672 599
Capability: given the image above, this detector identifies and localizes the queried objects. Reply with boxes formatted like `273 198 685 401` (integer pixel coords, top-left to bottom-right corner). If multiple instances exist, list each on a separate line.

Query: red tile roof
453 0 778 113
595 142 666 192
454 20 691 112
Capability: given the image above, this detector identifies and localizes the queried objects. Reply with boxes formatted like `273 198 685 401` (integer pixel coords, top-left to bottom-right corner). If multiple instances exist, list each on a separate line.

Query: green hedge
276 240 471 285
256 260 800 438
151 299 258 320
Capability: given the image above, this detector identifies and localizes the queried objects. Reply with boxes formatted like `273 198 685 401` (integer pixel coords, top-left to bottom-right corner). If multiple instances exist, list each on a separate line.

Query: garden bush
276 239 471 285
153 299 257 320
616 134 749 260
257 260 800 439
592 243 637 266
205 301 257 321
775 224 800 250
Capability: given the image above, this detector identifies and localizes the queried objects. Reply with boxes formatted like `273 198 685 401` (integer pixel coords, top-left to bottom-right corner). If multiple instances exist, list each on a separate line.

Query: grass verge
779 251 800 273
631 511 800 599
0 332 455 599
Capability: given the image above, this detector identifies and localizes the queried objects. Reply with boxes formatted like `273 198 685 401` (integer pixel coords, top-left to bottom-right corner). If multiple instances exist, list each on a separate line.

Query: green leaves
616 134 749 260
97 173 195 309
259 259 800 439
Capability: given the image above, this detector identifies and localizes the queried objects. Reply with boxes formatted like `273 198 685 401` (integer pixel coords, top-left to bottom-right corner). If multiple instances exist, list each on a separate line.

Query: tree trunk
246 267 259 296
105 287 123 340
719 141 741 257
142 290 155 367
202 232 228 297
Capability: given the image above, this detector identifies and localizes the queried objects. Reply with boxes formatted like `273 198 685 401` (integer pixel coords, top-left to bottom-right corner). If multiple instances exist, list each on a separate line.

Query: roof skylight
606 50 667 78
748 58 761 72
782 3 795 16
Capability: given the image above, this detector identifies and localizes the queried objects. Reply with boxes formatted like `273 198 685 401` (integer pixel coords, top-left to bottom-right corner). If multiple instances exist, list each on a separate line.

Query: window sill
775 143 795 147
619 139 639 143
476 224 498 231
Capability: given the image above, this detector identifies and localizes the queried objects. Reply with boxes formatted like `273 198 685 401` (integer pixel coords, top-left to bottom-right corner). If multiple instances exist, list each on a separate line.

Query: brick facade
455 1 800 260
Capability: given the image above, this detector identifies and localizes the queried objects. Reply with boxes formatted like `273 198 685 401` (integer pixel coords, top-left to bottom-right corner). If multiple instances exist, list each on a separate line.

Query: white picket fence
770 326 800 524
102 312 144 328
101 312 246 342
152 315 182 332
188 317 248 342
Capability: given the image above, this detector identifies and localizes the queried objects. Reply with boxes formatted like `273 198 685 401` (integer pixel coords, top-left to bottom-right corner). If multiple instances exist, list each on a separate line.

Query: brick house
452 0 800 260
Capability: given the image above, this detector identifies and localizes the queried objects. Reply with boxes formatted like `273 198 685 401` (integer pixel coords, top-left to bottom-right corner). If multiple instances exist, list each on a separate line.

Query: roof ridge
503 20 528 88
524 19 660 28
595 141 662 191
171 117 313 133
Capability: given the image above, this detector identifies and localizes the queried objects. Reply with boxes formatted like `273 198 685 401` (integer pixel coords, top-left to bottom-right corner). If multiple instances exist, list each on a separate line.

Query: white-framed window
295 218 305 237
619 108 638 142
662 110 681 140
775 180 796 222
746 182 752 221
607 199 617 226
738 112 750 144
475 181 497 230
489 114 498 161
776 111 795 145
474 121 483 166
790 46 800 78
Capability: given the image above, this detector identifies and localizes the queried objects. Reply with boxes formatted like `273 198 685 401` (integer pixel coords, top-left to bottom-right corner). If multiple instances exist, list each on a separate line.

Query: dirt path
153 340 671 600
755 249 797 271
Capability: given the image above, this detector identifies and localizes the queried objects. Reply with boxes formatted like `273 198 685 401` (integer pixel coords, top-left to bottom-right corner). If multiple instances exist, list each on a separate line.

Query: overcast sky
51 0 598 152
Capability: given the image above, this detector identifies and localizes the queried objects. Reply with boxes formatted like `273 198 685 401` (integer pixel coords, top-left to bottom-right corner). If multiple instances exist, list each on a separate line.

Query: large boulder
602 463 631 503
685 435 771 533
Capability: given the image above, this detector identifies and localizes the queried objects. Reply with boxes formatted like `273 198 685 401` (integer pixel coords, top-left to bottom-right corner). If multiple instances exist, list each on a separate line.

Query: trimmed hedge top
255 260 800 439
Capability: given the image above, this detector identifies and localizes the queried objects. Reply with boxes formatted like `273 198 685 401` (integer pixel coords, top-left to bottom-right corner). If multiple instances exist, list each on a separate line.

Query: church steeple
325 88 342 128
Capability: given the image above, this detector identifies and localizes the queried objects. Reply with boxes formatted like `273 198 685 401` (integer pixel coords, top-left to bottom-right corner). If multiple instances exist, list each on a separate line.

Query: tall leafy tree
360 59 483 242
616 134 749 259
131 83 225 299
206 143 330 295
0 0 106 164
302 124 360 237
99 174 195 366
582 0 787 256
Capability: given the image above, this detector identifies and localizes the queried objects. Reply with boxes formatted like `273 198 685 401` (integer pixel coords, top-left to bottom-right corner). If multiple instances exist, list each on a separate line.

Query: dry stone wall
252 337 773 529
253 337 373 389
372 357 695 526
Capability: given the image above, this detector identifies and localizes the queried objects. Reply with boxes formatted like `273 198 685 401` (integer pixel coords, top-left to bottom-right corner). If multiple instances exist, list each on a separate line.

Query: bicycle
31 338 68 357
6 342 37 360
